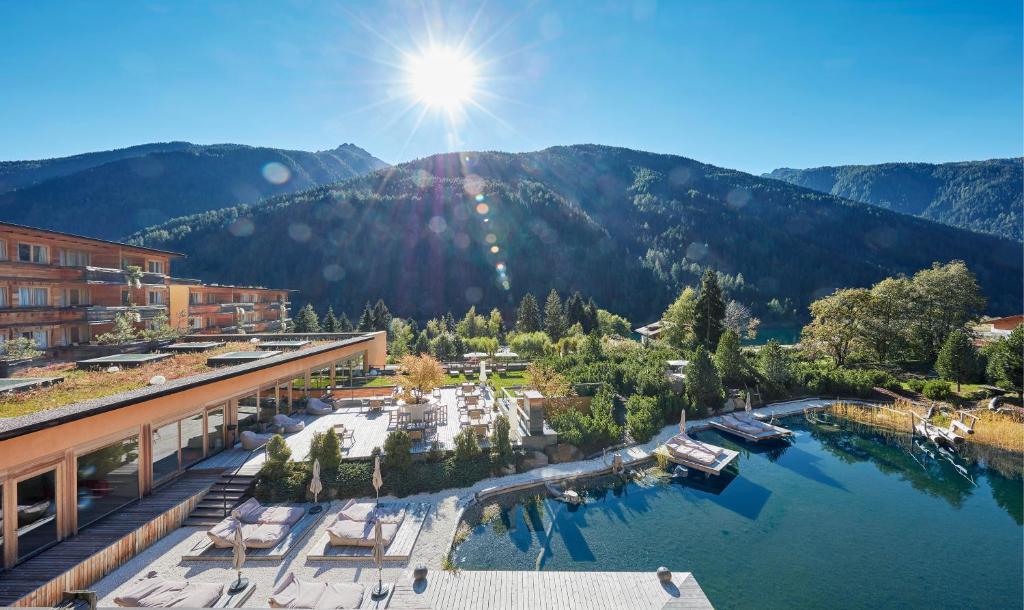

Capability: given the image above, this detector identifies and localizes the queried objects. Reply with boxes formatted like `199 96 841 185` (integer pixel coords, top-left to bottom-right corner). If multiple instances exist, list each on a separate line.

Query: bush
308 429 342 475
490 415 513 468
547 387 622 454
453 428 481 462
255 462 307 503
792 363 899 398
383 430 413 472
922 380 952 400
335 462 374 498
906 378 926 393
625 395 661 443
261 434 291 480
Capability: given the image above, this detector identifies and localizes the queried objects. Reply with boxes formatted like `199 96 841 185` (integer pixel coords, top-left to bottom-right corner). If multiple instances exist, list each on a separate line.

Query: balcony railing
84 266 166 286
84 305 167 323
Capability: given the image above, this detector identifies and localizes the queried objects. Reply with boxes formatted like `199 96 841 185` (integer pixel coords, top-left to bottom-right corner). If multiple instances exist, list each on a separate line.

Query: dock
655 433 739 477
386 570 713 609
708 413 793 443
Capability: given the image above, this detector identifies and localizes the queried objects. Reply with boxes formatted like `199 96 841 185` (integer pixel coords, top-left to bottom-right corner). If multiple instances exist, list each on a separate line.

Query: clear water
741 325 802 346
452 418 1023 609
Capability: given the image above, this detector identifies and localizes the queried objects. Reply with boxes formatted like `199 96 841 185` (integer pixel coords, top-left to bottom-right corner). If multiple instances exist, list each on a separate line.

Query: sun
406 47 477 111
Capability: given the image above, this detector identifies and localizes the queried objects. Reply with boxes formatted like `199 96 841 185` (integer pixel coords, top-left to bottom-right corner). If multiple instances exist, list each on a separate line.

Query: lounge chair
326 519 398 548
268 572 364 609
305 398 333 416
239 430 274 451
665 433 722 466
207 517 289 549
234 497 305 525
336 499 406 524
273 413 305 433
114 573 224 608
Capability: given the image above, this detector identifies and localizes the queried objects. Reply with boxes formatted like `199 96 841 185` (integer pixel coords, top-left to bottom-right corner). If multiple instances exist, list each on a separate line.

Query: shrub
625 395 661 443
490 415 513 468
547 387 622 453
261 434 291 479
308 429 342 475
335 462 374 498
906 378 926 393
922 380 952 400
383 430 413 472
453 428 481 462
255 462 307 503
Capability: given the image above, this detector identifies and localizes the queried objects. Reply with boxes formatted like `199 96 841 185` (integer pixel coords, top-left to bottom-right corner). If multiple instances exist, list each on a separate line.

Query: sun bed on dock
113 572 254 608
709 412 793 442
655 432 738 477
307 501 430 561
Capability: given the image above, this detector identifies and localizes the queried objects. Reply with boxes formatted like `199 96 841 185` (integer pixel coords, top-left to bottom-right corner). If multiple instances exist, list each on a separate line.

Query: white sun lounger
268 572 364 609
114 574 225 608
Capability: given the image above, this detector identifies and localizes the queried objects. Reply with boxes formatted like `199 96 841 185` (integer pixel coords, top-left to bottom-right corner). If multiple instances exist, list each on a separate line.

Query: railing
84 266 166 286
223 441 268 517
84 304 167 322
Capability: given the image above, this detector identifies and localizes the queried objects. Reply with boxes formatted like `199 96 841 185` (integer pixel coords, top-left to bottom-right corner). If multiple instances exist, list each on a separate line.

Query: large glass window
207 407 225 455
59 249 90 267
18 287 48 307
237 396 259 437
151 422 179 482
180 413 205 467
17 243 47 263
77 437 140 529
16 470 58 560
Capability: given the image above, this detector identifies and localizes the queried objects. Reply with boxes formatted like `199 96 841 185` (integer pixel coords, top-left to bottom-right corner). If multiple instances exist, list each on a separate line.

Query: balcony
84 305 167 324
84 266 166 286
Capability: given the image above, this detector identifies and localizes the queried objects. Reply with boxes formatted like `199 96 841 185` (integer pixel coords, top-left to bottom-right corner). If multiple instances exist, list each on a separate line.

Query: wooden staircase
183 473 256 526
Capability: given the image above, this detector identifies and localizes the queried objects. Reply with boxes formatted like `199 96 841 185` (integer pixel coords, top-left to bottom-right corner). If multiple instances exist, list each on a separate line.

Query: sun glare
407 47 477 110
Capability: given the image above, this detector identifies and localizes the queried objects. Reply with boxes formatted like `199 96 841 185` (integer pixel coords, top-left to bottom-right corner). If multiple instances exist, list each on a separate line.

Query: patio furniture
305 398 333 416
208 518 289 549
233 498 305 525
268 572 364 609
114 573 227 608
239 430 274 451
367 398 384 412
272 413 305 434
332 423 355 448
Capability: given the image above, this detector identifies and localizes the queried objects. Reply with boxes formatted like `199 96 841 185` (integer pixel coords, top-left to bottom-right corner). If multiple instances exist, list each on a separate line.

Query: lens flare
407 47 477 110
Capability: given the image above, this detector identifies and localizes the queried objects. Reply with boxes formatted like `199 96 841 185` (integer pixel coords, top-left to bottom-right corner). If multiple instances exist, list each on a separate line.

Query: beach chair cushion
326 519 398 547
337 500 406 524
273 413 305 433
207 517 289 549
239 430 274 451
114 574 224 608
235 497 305 525
666 434 720 466
305 398 333 416
269 572 365 609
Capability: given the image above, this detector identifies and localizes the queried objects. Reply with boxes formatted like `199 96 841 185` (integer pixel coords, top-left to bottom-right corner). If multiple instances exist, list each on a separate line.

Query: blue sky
1 0 1020 173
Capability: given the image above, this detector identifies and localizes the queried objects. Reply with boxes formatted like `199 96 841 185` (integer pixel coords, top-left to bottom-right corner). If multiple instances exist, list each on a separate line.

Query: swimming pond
451 417 1023 609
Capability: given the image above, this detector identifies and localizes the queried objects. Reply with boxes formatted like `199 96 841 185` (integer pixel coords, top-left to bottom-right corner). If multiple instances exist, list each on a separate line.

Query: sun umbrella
679 408 686 433
479 360 487 383
309 458 323 513
372 456 383 507
228 512 248 594
495 351 518 358
462 352 487 359
745 393 752 413
370 519 389 599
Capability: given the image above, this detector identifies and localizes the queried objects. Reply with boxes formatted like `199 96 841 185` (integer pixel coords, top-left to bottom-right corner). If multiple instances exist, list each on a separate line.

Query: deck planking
307 502 431 561
385 571 712 610
181 506 325 561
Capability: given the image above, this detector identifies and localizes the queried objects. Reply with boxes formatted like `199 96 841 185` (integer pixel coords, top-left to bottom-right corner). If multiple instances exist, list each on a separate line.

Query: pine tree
371 299 391 332
414 330 430 355
356 302 374 331
686 346 724 415
294 304 321 333
322 306 340 332
757 339 792 387
714 329 744 386
582 297 600 334
693 269 726 350
935 328 979 392
515 293 542 332
986 325 1023 398
337 311 353 332
564 291 586 328
442 311 456 333
543 289 566 341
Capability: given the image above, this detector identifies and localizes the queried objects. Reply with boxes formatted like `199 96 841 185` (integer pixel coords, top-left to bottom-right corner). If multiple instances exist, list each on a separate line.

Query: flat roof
0 334 376 441
0 377 63 393
76 353 172 368
257 340 311 349
0 221 185 257
163 342 225 351
170 277 295 292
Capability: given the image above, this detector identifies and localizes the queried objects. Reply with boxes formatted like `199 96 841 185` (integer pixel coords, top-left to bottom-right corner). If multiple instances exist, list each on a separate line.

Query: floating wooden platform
708 414 793 443
655 436 739 477
181 506 325 562
386 570 713 610
307 502 430 562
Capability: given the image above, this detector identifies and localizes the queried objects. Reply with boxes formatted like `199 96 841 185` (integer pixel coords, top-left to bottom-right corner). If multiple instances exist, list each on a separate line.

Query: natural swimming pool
451 417 1023 609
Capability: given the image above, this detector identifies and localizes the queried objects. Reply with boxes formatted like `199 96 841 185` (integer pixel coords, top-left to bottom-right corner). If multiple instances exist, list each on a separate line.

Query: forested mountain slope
0 142 388 239
131 145 1022 322
766 158 1022 241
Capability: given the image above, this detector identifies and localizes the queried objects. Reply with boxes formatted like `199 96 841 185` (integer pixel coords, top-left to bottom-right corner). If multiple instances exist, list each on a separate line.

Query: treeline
289 289 632 362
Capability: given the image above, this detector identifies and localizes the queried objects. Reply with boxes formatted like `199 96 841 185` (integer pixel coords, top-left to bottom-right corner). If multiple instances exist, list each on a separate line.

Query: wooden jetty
655 432 738 477
708 412 793 442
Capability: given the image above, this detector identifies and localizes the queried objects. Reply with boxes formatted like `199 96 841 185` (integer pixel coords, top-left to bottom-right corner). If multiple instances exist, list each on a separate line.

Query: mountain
129 145 1023 323
0 143 388 239
765 159 1023 241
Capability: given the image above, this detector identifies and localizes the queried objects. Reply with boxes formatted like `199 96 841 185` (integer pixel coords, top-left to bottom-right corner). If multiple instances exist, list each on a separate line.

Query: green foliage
713 329 745 386
922 380 952 400
548 388 622 453
694 269 726 350
140 310 180 341
906 378 926 393
456 306 488 339
293 304 321 333
596 308 631 337
543 289 567 341
792 362 898 397
986 325 1024 397
465 336 499 356
625 394 662 443
757 339 792 387
96 310 141 345
768 158 1023 241
414 330 431 355
453 428 482 462
383 430 413 472
322 306 341 332
0 337 43 361
685 347 723 415
308 429 342 475
261 434 292 481
661 286 696 350
935 329 980 391
431 332 457 361
516 293 542 332
507 331 552 359
490 414 513 467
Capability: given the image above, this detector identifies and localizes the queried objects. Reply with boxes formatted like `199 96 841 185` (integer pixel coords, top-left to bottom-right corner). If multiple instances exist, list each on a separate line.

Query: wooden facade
169 283 291 335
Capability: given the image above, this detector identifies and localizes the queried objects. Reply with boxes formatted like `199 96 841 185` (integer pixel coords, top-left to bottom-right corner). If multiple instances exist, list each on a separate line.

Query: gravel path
94 398 831 607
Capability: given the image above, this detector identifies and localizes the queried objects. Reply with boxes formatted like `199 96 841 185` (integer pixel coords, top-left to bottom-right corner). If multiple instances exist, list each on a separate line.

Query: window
59 249 90 267
17 243 48 263
181 413 205 467
190 317 202 330
64 288 84 307
121 290 130 306
207 407 226 455
147 291 164 305
237 396 260 436
16 469 58 561
189 292 202 305
146 260 164 274
18 287 48 307
24 330 49 348
0 240 7 260
76 436 140 529
0 287 8 308
151 422 179 483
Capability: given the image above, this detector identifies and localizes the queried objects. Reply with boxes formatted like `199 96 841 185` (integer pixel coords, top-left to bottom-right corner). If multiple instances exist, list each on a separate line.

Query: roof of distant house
0 221 185 257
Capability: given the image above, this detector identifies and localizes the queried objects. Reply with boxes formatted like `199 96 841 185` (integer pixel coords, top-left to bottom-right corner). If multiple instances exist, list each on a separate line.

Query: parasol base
308 503 323 514
227 577 249 595
371 583 390 600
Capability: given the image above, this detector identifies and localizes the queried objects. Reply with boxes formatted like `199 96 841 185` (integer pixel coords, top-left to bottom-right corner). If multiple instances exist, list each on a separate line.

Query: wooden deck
308 502 431 561
0 472 217 607
385 570 713 609
181 505 326 561
198 387 492 475
708 414 793 442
